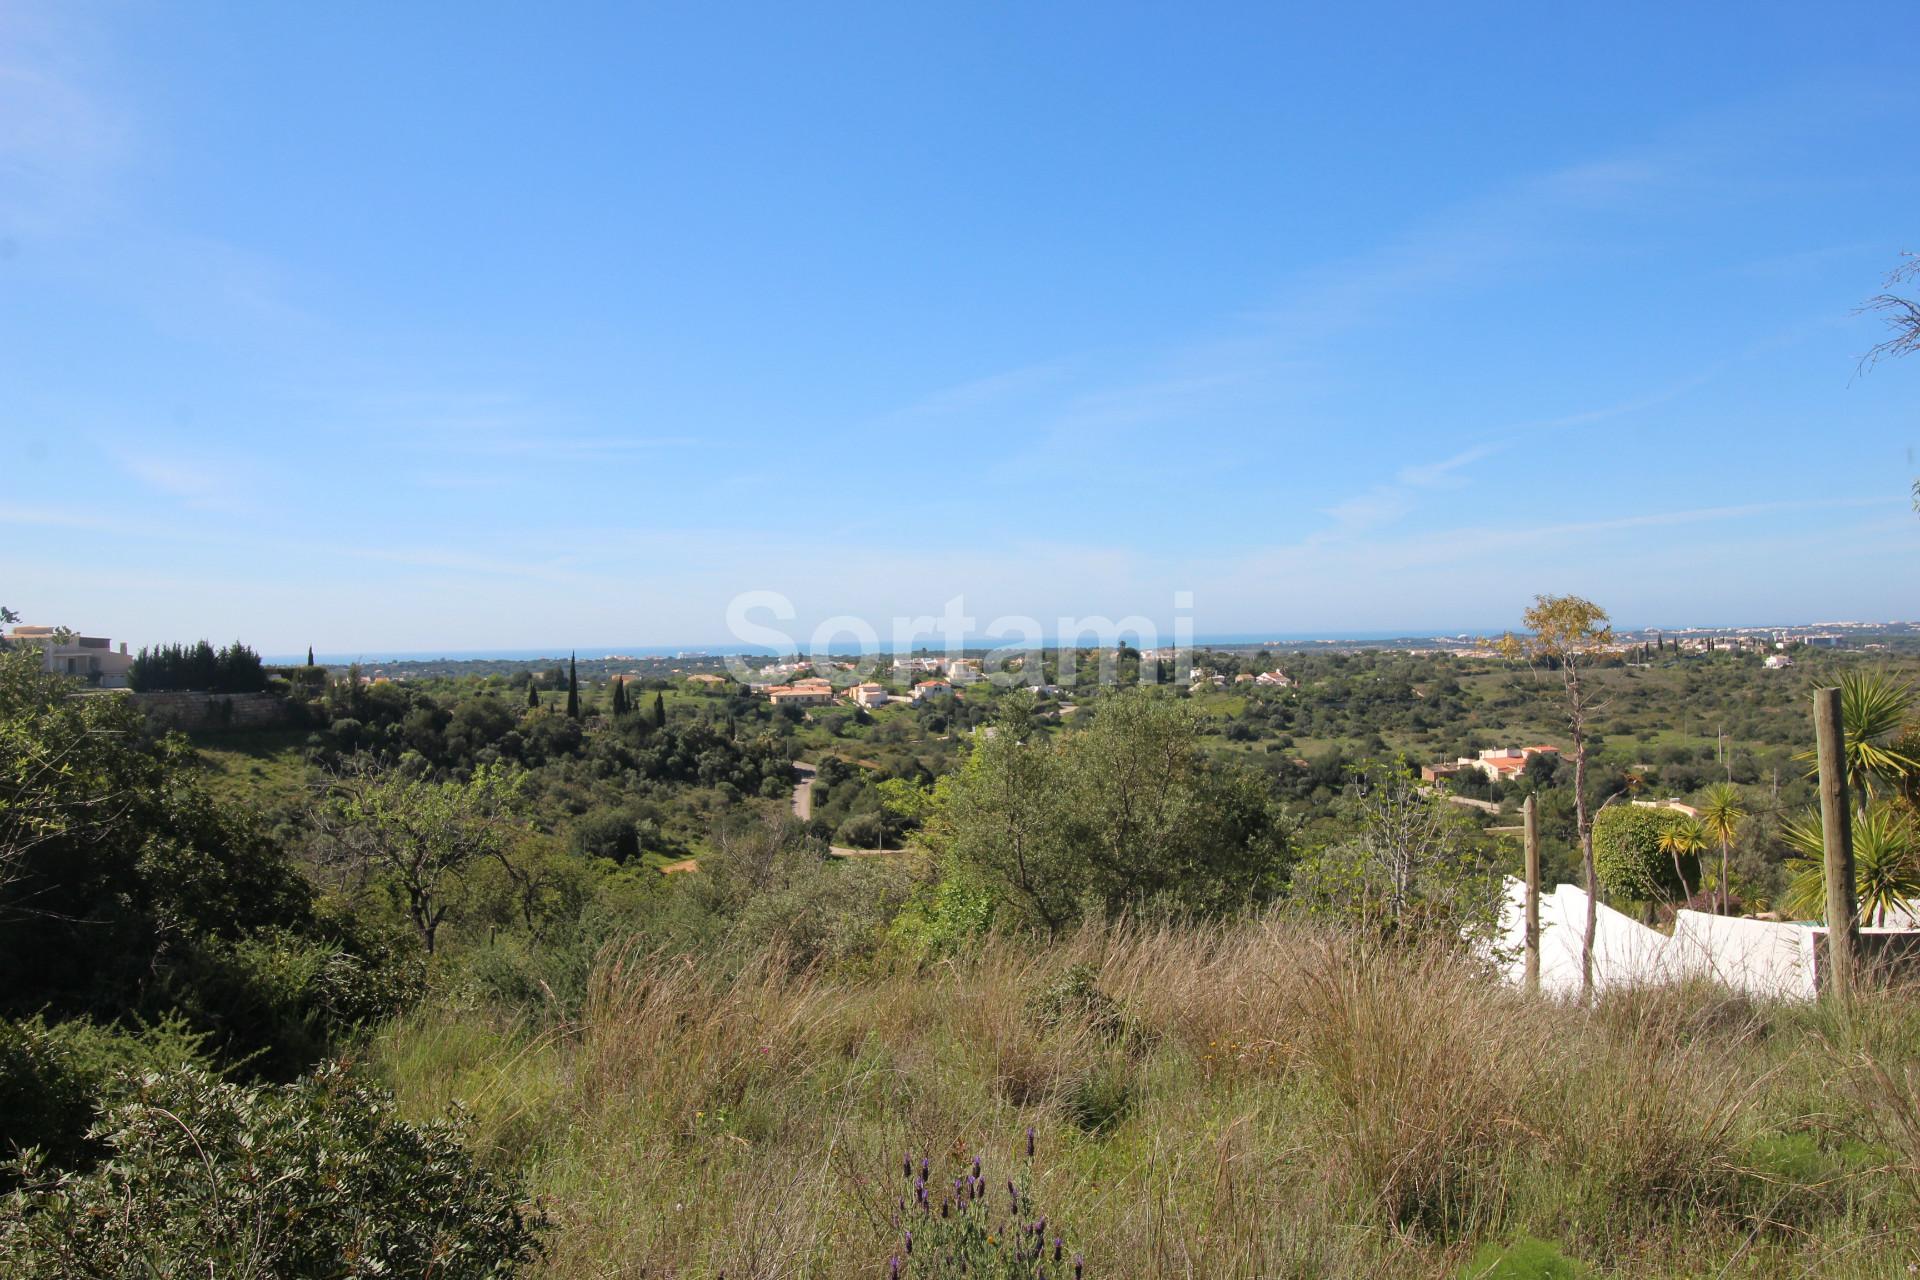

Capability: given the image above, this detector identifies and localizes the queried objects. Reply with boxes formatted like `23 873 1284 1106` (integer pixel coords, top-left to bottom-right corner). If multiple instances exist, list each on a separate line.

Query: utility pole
1813 686 1859 999
1523 793 1541 996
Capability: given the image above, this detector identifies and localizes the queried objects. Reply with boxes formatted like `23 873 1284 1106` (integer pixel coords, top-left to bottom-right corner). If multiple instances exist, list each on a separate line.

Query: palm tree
1781 807 1920 926
1795 670 1919 814
1656 818 1707 905
1697 782 1746 915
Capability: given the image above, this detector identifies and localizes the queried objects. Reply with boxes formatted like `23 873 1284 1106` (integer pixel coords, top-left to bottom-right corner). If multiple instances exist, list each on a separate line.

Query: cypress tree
653 691 666 727
306 645 314 667
527 679 540 710
612 677 628 717
566 653 580 720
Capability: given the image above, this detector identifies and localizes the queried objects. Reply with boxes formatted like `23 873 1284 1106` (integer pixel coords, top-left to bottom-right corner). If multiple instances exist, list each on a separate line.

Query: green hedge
1593 804 1699 902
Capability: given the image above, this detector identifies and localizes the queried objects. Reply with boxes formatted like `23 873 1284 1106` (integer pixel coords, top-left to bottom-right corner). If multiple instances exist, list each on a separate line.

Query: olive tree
319 764 526 954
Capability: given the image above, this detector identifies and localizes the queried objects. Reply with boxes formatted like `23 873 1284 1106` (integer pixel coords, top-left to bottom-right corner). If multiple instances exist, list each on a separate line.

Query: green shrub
0 1016 207 1174
570 806 640 862
1028 962 1126 1040
0 1063 547 1278
1593 804 1699 902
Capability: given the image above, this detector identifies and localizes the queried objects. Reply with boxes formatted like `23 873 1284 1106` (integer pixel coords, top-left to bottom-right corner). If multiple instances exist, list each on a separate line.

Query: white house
912 678 953 703
7 626 136 688
846 682 889 709
1436 744 1559 785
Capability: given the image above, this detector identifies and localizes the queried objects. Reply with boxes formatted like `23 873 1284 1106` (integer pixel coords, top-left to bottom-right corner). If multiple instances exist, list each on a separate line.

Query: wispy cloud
0 6 123 232
111 449 272 516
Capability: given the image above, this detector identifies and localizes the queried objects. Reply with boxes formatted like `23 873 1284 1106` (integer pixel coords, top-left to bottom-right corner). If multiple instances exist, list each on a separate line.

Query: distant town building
767 683 833 707
912 679 953 703
6 626 135 688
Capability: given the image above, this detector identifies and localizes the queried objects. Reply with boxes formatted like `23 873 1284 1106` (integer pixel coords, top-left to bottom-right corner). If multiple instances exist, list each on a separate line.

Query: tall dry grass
374 917 1920 1279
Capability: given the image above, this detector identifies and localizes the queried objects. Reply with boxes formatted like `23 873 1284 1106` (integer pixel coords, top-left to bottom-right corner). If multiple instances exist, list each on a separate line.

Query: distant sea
267 630 1483 667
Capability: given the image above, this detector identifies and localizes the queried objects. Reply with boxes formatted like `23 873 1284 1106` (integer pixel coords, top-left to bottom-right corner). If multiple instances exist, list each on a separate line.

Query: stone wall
131 690 294 732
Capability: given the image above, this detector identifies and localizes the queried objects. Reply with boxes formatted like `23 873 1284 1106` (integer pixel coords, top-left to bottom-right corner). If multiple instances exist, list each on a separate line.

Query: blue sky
3 2 1917 654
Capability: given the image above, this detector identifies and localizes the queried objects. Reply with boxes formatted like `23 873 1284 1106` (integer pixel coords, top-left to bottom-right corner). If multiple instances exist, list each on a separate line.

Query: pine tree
566 653 581 720
653 691 666 727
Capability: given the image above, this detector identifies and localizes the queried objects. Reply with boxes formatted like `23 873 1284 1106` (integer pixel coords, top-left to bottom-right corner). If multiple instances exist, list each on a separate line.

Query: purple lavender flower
889 1256 900 1279
1026 1126 1036 1158
971 1155 981 1179
1074 1254 1084 1278
903 1153 912 1180
1054 1237 1064 1262
904 1230 913 1255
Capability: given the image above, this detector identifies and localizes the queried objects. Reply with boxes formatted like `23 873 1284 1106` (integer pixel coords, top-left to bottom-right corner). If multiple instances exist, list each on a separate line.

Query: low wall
131 690 293 732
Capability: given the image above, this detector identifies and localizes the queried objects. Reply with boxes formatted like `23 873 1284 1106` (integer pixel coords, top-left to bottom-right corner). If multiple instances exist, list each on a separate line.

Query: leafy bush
0 1016 207 1175
0 1063 547 1278
837 809 889 849
1593 804 1699 903
570 806 641 862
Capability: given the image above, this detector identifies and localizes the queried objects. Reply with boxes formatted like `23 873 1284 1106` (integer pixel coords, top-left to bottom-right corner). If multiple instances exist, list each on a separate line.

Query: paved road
790 760 906 858
791 761 817 820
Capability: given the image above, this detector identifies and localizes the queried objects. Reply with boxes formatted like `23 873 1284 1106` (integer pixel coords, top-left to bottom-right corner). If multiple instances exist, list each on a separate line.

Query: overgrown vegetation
5 601 1920 1275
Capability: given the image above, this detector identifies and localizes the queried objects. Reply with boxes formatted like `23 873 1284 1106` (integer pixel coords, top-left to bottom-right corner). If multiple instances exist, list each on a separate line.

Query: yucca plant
1780 807 1920 927
1696 782 1746 915
1794 670 1920 813
1656 819 1708 904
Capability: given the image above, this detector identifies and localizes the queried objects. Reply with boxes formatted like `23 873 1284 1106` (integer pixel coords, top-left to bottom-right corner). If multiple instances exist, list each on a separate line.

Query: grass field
188 727 315 812
372 920 1920 1279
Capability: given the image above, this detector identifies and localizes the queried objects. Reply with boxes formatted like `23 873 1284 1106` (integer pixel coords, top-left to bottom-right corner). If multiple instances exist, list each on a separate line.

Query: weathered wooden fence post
1523 793 1541 995
1813 686 1859 999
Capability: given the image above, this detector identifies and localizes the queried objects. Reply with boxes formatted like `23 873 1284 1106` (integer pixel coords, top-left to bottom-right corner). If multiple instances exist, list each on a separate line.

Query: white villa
7 626 136 688
846 682 889 709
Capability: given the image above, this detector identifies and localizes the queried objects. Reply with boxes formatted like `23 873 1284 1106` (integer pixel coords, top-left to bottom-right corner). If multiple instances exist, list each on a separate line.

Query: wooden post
1813 686 1859 998
1523 793 1541 995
